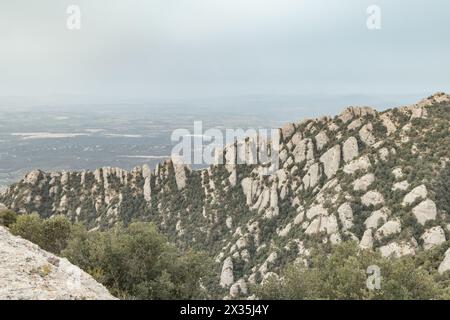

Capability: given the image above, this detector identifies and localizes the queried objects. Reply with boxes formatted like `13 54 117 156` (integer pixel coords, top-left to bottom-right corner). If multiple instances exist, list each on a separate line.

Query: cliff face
2 92 450 298
0 226 116 300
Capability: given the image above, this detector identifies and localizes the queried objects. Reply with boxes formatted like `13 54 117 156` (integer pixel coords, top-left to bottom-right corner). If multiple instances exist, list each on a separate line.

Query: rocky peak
0 226 116 300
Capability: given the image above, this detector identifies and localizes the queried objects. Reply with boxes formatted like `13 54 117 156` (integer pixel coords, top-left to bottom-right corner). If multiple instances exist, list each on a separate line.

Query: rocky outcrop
421 227 446 250
220 257 234 288
353 173 375 192
0 226 116 300
343 137 359 163
438 248 450 275
412 199 437 225
320 145 341 178
402 185 427 206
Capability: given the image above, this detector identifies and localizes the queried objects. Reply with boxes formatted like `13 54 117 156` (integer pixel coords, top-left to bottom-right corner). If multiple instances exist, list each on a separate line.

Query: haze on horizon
0 0 449 105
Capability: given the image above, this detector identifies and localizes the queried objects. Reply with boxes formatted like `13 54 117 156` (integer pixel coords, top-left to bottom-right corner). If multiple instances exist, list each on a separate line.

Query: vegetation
0 209 17 227
255 242 450 300
5 211 213 300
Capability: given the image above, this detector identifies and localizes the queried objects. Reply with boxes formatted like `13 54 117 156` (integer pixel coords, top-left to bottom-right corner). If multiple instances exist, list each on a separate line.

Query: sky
0 0 449 103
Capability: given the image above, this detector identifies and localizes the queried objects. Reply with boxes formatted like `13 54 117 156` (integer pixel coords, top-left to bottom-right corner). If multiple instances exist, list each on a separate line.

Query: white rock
412 199 437 225
0 226 116 300
314 131 329 151
305 218 321 235
278 223 292 237
229 279 248 298
359 229 374 249
361 191 385 207
320 145 341 178
438 248 450 274
348 119 362 130
359 123 376 146
379 240 417 258
306 204 328 220
241 177 254 206
294 211 305 225
281 123 296 140
421 227 446 250
375 219 401 240
343 155 371 175
343 137 359 163
220 257 234 287
292 138 314 164
402 185 428 206
364 207 390 229
302 162 320 189
392 168 404 179
380 113 397 135
353 173 375 192
392 180 409 191
378 148 390 161
337 203 354 231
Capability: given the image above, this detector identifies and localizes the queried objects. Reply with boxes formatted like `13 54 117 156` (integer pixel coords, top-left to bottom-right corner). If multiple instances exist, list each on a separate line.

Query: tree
62 222 214 299
255 242 443 300
10 213 73 254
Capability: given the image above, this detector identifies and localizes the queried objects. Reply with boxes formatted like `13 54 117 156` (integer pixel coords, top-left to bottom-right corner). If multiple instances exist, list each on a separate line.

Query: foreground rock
0 226 116 300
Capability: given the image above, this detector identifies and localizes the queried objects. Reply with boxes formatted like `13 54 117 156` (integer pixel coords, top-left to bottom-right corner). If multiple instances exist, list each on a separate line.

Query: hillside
2 92 450 298
0 226 116 300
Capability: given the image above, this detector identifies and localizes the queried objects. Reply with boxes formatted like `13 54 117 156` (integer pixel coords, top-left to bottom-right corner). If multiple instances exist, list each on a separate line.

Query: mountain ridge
2 92 450 298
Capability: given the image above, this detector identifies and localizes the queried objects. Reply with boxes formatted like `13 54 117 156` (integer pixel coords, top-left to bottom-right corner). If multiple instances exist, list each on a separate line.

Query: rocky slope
0 226 116 300
2 92 450 298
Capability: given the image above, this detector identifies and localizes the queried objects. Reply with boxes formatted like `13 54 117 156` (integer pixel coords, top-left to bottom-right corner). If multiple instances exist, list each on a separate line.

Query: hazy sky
1 0 449 101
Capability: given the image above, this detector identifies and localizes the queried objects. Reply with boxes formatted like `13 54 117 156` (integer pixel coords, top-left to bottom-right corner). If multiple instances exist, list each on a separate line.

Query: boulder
337 203 354 231
361 191 385 207
421 227 446 250
402 185 427 206
392 180 409 191
375 219 401 240
343 137 359 163
364 207 390 229
302 163 320 189
314 131 329 151
343 155 371 175
412 199 437 225
359 229 374 249
379 240 417 258
359 123 376 146
306 204 328 220
220 257 234 287
320 145 341 178
438 248 450 275
353 173 375 192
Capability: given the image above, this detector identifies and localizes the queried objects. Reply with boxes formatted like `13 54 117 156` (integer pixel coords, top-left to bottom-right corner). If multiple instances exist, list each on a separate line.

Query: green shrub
0 209 18 227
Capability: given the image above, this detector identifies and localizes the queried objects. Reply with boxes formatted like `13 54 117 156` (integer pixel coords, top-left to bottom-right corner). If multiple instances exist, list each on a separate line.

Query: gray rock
353 173 375 192
412 199 437 225
343 137 359 163
320 145 341 178
421 226 446 250
438 248 450 274
220 257 234 288
361 191 385 207
402 185 427 206
0 226 116 300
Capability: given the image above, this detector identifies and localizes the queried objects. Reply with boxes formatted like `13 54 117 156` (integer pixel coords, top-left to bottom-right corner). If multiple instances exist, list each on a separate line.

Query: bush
0 209 18 227
255 242 443 300
10 213 73 254
62 222 214 300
